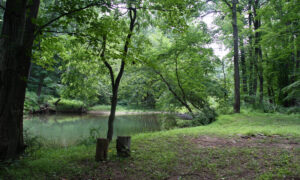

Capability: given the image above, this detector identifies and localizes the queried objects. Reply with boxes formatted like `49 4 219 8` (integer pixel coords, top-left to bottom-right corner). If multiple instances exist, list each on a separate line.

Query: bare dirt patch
189 135 300 149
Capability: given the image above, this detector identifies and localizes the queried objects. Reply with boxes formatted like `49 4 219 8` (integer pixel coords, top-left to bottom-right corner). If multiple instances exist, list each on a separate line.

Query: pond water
24 113 176 146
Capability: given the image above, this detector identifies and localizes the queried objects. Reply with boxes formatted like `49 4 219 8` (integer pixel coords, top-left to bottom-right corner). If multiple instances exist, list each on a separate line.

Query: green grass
1 112 300 179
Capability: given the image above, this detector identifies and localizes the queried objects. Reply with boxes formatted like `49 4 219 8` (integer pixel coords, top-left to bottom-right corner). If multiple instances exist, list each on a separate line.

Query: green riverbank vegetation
1 113 300 179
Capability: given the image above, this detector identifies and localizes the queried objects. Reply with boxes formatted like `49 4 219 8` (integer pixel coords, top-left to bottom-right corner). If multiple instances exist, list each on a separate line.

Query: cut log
95 138 109 161
116 136 131 157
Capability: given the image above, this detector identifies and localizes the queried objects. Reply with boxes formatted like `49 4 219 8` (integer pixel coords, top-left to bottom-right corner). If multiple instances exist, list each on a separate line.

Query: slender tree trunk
232 0 240 113
37 74 45 98
248 0 254 98
222 60 227 99
265 54 275 104
0 0 40 161
267 86 275 104
240 37 247 94
253 0 263 104
105 7 137 141
107 89 118 141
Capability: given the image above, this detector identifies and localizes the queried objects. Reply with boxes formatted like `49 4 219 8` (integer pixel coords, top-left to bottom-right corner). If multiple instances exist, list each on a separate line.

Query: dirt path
189 134 300 149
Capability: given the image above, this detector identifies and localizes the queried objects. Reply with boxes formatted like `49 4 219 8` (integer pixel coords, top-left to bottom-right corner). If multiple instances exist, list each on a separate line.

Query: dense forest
0 0 299 179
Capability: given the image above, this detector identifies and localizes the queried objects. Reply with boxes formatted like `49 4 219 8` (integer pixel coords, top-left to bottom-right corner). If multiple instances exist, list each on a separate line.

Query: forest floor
1 113 300 179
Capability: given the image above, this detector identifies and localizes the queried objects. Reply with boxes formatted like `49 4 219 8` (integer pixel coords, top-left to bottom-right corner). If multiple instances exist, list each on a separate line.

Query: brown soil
189 135 300 149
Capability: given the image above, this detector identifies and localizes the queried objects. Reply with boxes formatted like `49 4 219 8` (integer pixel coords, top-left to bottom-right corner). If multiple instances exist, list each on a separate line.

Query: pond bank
87 110 169 116
2 113 300 179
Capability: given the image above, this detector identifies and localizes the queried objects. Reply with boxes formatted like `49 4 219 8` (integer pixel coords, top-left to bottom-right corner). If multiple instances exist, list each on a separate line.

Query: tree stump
95 138 109 161
116 136 131 157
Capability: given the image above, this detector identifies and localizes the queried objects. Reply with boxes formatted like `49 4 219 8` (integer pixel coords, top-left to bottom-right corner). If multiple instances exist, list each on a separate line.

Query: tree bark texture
0 0 40 161
253 0 264 104
248 0 257 104
240 37 247 94
232 0 240 113
37 74 45 98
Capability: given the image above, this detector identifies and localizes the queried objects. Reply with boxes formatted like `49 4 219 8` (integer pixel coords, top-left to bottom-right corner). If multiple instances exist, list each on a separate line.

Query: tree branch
35 1 106 36
175 54 187 102
101 35 115 88
108 4 174 12
42 30 91 37
115 7 137 86
153 69 193 113
199 10 222 18
222 0 232 9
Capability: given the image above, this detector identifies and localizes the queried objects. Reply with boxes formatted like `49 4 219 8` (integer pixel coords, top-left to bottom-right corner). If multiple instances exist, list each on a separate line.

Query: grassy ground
1 112 300 179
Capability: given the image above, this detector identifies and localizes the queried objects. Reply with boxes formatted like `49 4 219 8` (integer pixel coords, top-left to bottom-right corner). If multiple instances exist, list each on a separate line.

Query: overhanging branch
222 0 232 9
35 1 106 36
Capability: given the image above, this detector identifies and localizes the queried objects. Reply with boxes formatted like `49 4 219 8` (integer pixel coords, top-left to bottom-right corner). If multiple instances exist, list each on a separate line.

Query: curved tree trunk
105 7 137 141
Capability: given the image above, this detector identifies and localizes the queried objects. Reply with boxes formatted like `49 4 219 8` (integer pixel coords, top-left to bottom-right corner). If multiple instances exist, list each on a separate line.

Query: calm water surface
24 113 175 145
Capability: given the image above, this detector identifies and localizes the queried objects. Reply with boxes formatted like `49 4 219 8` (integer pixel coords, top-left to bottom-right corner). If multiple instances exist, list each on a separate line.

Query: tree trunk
106 90 118 141
253 0 263 104
248 0 254 98
240 37 247 94
221 60 228 99
0 0 40 161
232 0 240 113
105 7 137 141
37 74 45 98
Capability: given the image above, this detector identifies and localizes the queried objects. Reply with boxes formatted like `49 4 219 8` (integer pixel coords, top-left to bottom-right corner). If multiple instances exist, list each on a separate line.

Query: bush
77 127 102 146
24 91 39 113
176 119 193 127
49 98 86 111
286 106 300 114
191 108 217 126
23 129 43 155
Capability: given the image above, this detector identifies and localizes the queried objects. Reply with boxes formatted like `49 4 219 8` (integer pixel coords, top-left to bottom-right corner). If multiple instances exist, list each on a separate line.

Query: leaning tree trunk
232 0 240 113
106 89 118 141
0 0 40 161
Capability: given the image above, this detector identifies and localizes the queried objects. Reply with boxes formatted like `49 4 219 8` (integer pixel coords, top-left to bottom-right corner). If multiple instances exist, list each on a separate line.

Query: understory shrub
49 98 86 111
24 91 39 113
191 108 217 126
23 129 43 155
